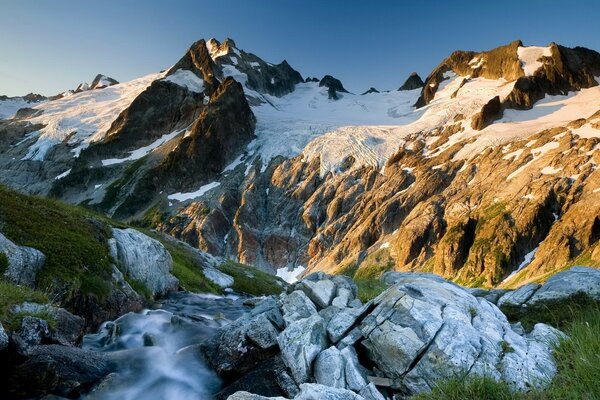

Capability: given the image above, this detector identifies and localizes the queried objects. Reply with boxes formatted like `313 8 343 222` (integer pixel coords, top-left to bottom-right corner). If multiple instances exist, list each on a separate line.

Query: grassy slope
0 185 115 298
219 261 286 296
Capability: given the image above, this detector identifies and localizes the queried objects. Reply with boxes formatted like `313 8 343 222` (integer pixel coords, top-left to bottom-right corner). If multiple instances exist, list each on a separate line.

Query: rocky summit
1 21 600 400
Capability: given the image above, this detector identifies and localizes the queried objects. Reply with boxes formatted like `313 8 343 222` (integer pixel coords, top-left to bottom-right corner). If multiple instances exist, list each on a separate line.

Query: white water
82 292 249 399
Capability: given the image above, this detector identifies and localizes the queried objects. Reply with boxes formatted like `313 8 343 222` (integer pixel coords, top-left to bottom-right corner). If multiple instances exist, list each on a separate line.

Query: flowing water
81 292 250 400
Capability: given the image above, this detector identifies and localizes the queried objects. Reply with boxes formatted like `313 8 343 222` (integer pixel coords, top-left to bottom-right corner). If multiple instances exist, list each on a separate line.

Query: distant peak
398 72 424 91
91 74 119 89
206 38 237 60
361 87 379 95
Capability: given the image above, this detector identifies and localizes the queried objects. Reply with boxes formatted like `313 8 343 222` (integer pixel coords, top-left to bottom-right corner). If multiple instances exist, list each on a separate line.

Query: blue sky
1 0 600 96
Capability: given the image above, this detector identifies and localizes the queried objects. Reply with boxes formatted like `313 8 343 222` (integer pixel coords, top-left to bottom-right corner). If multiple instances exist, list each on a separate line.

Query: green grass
0 185 113 298
355 279 390 302
140 229 222 294
500 292 600 331
218 261 286 296
412 304 600 400
0 280 51 330
96 157 146 212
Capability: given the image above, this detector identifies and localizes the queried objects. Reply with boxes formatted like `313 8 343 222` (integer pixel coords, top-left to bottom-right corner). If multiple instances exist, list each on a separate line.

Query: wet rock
11 302 85 346
109 228 179 297
4 345 116 398
277 314 328 384
0 232 46 287
16 316 50 348
218 355 297 400
0 322 8 351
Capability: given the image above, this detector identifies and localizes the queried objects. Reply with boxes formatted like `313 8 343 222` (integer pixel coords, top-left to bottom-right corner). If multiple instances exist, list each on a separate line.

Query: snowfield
22 72 162 161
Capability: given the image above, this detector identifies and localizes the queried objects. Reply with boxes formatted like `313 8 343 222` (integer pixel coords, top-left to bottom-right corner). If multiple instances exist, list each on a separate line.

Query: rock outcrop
205 272 564 399
319 75 348 100
0 232 45 286
109 228 179 297
398 72 424 91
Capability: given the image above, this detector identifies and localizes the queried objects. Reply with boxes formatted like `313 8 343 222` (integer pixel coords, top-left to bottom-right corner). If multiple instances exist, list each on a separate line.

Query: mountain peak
398 72 424 91
90 74 119 89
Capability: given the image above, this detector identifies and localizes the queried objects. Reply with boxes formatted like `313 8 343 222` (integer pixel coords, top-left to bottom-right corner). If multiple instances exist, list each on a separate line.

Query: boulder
527 266 600 305
359 273 562 394
109 228 179 297
277 314 328 384
4 345 116 398
0 232 45 287
297 278 336 309
497 283 541 307
314 347 345 388
280 290 318 326
11 302 85 346
200 297 283 379
204 267 235 288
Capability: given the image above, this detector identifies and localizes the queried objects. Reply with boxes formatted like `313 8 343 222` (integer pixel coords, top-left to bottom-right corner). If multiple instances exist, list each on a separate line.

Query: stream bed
81 291 250 399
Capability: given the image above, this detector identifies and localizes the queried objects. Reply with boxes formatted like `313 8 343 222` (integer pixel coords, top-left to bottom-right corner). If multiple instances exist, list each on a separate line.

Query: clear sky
2 0 600 96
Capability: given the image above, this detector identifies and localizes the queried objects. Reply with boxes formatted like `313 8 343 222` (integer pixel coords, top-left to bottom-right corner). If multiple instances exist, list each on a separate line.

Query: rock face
90 74 119 89
319 75 348 100
108 228 179 297
398 72 424 91
0 232 45 286
208 273 563 399
415 40 600 109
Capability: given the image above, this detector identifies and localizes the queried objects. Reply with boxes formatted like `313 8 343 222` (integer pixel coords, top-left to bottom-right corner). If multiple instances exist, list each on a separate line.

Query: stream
81 291 250 400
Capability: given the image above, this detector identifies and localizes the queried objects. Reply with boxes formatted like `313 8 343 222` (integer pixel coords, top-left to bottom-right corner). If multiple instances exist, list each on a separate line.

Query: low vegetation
0 280 51 330
413 303 600 400
336 249 394 302
0 185 113 299
218 261 286 296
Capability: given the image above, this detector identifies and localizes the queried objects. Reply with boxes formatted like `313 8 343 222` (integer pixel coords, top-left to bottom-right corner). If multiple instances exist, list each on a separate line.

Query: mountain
1 38 600 290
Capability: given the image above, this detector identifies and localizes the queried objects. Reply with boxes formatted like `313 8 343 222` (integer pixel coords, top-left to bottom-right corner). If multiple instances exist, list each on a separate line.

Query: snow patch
101 128 183 166
276 265 306 284
163 69 205 93
168 181 221 202
517 46 552 77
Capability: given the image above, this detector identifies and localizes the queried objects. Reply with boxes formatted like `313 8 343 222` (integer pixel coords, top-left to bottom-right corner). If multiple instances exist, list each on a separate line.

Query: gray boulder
280 290 318 326
497 283 541 307
278 314 328 384
297 279 336 309
109 228 178 297
359 273 562 394
11 302 85 346
527 266 600 305
204 267 235 288
0 232 45 286
314 347 346 388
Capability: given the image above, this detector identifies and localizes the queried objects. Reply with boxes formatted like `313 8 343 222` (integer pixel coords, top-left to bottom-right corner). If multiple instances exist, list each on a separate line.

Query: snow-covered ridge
22 72 162 161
